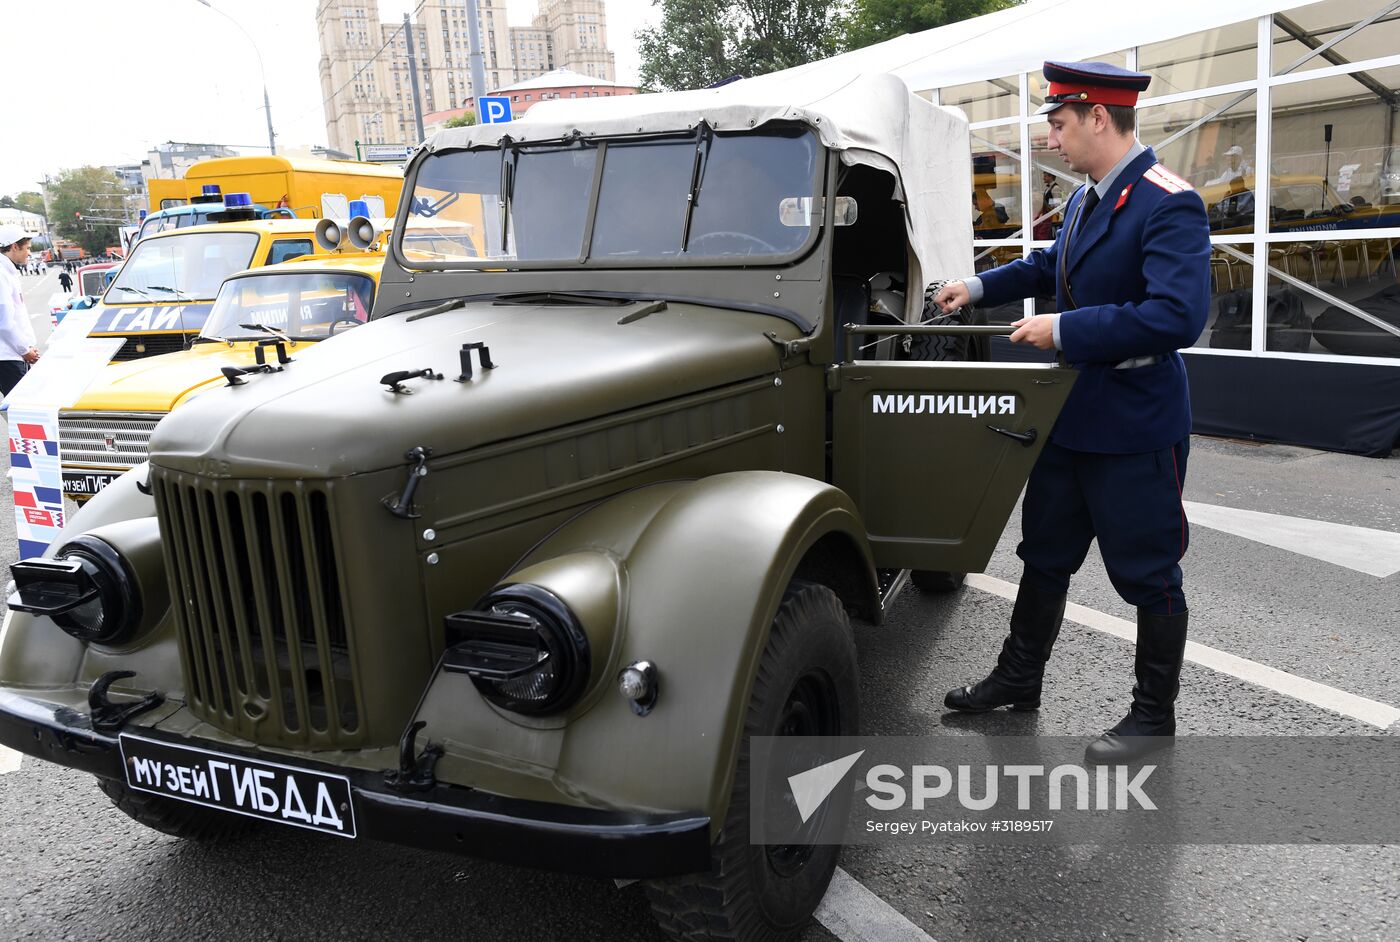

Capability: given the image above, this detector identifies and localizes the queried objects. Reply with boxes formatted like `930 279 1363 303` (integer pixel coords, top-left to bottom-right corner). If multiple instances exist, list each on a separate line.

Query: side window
268 239 313 264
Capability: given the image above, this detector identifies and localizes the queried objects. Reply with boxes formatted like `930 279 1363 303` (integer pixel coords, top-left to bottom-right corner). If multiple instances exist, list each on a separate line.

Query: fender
413 471 877 829
0 464 169 691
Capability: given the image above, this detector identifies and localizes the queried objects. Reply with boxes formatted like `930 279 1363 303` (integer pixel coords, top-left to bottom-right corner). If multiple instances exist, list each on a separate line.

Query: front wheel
645 581 859 941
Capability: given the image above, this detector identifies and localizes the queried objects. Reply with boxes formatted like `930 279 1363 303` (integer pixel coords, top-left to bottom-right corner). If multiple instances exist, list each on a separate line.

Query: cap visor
1035 101 1065 116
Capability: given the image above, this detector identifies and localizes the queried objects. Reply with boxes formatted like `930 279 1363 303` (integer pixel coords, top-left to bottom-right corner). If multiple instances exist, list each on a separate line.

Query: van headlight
8 536 141 644
442 584 591 715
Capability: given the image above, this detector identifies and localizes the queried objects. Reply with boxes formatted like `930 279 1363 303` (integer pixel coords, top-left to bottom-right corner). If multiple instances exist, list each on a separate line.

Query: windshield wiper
492 291 632 307
113 285 157 302
406 297 468 322
239 322 297 347
681 123 714 253
147 285 193 301
498 152 516 253
193 333 235 347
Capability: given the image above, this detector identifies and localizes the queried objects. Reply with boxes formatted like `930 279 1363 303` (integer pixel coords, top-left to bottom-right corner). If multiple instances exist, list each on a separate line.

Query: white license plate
118 734 357 838
62 470 123 496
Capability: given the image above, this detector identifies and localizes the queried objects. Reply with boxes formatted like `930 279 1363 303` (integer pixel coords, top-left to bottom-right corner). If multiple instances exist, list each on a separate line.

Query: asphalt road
0 315 1397 940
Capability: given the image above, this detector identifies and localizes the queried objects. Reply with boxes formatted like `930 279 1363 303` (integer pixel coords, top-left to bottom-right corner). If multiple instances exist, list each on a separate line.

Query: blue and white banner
7 409 64 560
5 311 124 559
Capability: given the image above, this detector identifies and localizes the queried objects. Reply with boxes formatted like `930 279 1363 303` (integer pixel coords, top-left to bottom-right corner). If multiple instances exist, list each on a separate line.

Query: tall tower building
316 0 618 150
536 0 614 82
414 0 515 112
316 0 404 155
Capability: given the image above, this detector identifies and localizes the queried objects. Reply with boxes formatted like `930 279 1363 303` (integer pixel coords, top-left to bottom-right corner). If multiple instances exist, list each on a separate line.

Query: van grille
110 333 190 361
152 470 364 748
59 413 162 471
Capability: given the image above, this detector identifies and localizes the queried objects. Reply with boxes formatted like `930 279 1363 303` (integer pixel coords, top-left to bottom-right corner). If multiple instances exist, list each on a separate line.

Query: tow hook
384 720 443 793
88 670 165 733
383 446 432 519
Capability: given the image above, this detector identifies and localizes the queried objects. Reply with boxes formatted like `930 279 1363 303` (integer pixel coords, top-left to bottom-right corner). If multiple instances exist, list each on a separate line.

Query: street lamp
193 0 277 155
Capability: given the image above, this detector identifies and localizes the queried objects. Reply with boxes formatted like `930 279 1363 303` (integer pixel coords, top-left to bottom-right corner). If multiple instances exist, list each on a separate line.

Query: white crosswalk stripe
965 573 1400 729
816 867 939 942
1183 500 1400 578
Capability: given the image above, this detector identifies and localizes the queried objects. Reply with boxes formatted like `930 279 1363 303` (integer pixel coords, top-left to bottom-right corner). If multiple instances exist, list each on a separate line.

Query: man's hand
932 281 970 314
22 347 40 364
1009 314 1057 350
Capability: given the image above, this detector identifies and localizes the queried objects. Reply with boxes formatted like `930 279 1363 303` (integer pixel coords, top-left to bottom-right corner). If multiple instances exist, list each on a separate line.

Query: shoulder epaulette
1142 163 1192 194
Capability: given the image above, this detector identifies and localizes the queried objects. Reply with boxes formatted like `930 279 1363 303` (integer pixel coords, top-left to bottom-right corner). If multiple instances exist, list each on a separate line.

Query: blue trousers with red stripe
1016 438 1190 615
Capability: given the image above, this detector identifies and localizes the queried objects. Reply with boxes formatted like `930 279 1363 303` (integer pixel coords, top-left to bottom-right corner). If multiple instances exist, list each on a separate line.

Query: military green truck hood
150 298 798 478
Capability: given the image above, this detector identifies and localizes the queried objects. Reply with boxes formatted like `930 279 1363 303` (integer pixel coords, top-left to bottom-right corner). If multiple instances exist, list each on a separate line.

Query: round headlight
52 536 142 645
472 584 590 716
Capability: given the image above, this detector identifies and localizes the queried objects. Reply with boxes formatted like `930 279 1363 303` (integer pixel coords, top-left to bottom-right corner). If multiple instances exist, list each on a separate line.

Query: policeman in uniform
934 61 1211 764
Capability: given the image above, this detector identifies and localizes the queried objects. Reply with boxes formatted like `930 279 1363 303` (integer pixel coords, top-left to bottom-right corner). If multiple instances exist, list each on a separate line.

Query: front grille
110 333 190 361
153 470 364 748
59 412 162 471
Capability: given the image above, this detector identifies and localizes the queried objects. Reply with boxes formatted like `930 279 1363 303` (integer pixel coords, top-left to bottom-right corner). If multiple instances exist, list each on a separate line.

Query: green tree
47 167 127 256
637 0 844 92
444 112 477 128
14 192 45 216
841 0 1022 51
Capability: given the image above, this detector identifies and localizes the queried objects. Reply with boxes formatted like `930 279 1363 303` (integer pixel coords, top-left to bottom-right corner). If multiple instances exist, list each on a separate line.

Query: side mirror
779 196 859 227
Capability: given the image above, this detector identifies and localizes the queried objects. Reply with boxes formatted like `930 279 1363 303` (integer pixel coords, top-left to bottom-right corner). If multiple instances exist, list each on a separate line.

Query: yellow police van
60 251 384 501
95 212 341 361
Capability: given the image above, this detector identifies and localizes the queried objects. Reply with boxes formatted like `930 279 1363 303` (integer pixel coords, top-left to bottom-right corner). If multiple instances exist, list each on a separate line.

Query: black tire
904 288 990 363
98 777 254 843
644 581 859 942
911 570 966 593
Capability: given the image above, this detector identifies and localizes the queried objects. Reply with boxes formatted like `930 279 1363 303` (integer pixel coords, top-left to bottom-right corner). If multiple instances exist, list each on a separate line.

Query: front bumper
0 689 711 879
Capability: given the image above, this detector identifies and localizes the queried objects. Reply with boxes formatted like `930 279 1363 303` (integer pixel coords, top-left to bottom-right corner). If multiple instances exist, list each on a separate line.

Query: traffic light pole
465 0 488 118
405 14 426 143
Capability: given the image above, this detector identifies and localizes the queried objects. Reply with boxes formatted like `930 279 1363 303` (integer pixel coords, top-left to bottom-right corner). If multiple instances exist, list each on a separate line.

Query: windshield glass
400 127 821 266
201 272 374 342
107 231 259 302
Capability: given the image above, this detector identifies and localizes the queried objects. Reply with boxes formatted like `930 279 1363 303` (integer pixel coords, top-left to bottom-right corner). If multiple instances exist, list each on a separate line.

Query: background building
0 208 48 244
781 0 1399 456
493 66 636 117
316 0 617 156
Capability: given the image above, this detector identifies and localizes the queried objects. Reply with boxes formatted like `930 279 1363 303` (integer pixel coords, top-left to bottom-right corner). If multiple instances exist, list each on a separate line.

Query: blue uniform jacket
978 147 1211 454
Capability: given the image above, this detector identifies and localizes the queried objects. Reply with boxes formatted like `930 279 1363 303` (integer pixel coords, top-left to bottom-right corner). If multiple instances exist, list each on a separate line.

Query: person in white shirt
0 223 41 396
1207 145 1251 186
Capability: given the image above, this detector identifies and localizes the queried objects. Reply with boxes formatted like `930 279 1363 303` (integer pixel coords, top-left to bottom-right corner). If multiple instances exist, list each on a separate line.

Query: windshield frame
392 122 828 272
105 229 261 304
199 269 377 342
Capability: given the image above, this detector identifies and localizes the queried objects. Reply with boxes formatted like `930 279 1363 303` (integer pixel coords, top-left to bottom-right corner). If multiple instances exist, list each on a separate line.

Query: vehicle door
830 325 1076 572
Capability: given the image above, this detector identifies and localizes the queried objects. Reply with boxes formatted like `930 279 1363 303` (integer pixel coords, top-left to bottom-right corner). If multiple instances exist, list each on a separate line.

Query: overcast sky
0 0 661 197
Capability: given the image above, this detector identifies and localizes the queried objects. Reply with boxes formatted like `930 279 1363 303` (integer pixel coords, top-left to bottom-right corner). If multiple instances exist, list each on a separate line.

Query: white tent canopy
764 0 1314 93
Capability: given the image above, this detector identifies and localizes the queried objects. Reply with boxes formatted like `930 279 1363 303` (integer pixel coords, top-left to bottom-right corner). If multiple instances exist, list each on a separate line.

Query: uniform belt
1113 354 1164 370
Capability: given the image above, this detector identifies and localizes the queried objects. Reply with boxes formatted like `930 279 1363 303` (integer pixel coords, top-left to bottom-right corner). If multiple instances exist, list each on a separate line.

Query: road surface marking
1183 501 1400 578
965 574 1400 730
816 867 939 942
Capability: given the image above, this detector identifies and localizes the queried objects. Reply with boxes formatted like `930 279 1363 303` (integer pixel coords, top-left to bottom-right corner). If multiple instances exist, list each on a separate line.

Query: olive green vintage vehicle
0 73 1074 940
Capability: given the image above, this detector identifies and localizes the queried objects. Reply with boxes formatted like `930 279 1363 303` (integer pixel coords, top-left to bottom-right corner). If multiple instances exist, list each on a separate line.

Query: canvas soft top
423 72 973 318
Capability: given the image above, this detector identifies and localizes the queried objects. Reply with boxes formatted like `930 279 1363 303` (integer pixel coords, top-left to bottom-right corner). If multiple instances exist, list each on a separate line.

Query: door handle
987 425 1037 447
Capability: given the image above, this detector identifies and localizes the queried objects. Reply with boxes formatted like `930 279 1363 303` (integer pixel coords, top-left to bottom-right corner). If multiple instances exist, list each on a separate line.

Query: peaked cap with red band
1036 60 1151 116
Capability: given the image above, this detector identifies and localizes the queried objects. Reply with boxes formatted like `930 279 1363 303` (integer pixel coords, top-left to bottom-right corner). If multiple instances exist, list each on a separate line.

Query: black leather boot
944 583 1066 712
1085 609 1189 765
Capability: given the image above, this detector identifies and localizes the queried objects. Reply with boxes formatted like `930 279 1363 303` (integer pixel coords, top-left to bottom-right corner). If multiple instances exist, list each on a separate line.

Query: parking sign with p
479 97 512 124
